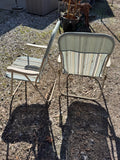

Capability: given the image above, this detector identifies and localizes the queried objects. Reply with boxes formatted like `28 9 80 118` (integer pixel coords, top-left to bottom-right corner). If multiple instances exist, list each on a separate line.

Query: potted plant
60 0 92 31
60 0 80 31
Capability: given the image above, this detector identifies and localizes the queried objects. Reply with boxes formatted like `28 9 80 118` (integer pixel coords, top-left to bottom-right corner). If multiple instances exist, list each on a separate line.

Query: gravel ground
0 0 120 159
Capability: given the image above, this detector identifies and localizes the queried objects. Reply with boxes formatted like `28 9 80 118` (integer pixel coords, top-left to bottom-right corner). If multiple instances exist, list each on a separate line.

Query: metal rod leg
25 81 27 105
66 75 69 108
59 95 63 128
11 72 13 95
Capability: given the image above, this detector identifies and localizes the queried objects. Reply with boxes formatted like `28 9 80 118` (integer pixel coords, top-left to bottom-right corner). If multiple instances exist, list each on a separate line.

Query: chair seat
6 56 42 82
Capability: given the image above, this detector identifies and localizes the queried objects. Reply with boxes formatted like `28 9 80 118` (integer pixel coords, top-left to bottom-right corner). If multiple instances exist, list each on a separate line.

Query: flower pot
61 14 80 32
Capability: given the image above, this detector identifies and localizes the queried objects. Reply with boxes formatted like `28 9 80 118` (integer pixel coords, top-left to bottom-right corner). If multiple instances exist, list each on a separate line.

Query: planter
61 14 80 32
26 0 58 15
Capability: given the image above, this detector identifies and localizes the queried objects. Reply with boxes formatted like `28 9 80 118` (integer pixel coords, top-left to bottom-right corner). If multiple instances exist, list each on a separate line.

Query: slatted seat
6 56 42 82
58 32 115 100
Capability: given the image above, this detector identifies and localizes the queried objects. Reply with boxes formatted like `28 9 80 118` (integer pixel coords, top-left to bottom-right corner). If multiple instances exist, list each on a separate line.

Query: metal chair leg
25 81 27 105
66 75 69 108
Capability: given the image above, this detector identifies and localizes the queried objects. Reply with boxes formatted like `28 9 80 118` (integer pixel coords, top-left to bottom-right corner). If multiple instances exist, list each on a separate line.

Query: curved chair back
58 32 115 77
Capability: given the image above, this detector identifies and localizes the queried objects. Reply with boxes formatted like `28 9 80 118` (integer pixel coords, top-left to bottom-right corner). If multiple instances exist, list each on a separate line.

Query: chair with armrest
6 20 60 106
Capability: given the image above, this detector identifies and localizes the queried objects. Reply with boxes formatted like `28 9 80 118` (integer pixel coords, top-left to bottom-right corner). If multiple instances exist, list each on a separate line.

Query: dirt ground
0 0 120 159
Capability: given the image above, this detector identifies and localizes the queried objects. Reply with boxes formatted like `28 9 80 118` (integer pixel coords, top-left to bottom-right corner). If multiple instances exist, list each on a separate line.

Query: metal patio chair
6 20 60 106
58 32 115 100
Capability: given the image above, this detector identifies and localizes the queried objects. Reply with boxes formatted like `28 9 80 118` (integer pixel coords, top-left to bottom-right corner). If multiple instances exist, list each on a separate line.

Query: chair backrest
38 20 60 79
58 32 115 77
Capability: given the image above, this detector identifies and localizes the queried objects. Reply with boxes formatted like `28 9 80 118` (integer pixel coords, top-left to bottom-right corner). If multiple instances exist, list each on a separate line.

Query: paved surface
0 0 26 10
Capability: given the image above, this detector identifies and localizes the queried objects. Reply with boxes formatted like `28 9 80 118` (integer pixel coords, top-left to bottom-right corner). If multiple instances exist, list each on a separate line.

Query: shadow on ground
0 9 58 36
90 0 114 21
2 103 59 160
0 0 114 35
59 100 120 160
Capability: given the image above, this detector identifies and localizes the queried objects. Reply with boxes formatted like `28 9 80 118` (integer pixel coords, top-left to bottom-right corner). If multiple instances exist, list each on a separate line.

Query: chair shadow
2 103 58 160
101 19 120 43
59 99 120 160
89 0 120 42
90 0 114 21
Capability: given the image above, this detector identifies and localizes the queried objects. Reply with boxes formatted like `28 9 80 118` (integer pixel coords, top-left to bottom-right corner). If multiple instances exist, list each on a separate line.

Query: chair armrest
106 58 111 67
26 43 47 49
7 66 39 75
